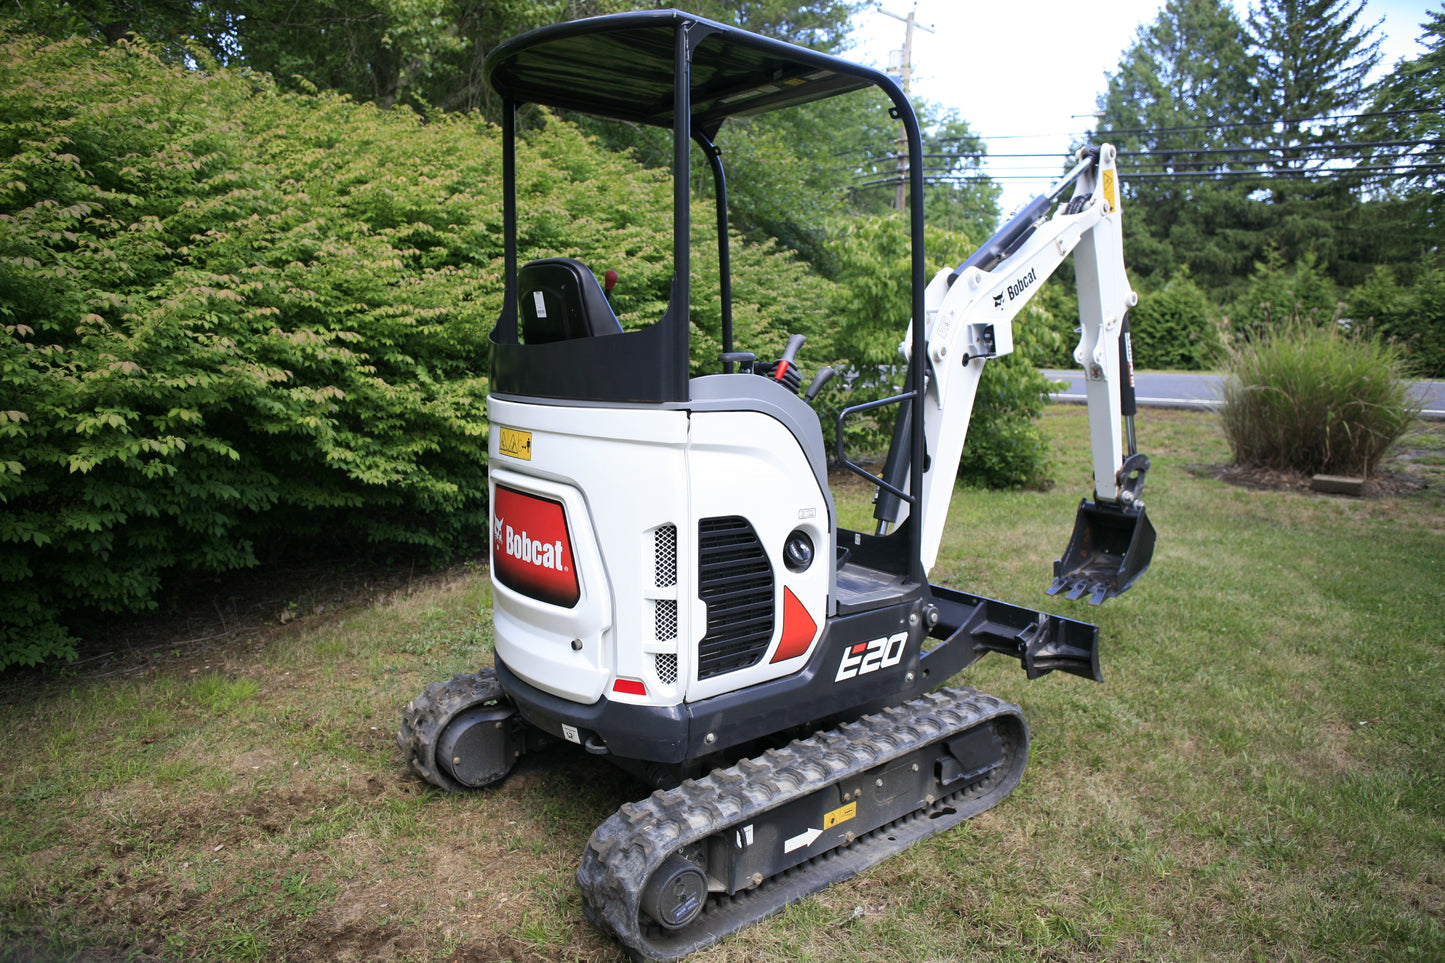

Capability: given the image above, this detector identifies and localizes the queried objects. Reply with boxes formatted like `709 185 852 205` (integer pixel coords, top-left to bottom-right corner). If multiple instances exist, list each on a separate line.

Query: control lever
764 334 806 394
774 334 806 384
804 366 836 402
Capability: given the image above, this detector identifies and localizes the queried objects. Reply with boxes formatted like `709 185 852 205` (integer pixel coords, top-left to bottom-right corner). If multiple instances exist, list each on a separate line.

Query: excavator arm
886 144 1155 602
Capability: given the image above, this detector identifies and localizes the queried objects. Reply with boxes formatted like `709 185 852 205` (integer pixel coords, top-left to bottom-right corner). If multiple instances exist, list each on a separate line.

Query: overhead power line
845 138 1443 168
1123 164 1445 183
963 106 1443 146
855 162 1445 188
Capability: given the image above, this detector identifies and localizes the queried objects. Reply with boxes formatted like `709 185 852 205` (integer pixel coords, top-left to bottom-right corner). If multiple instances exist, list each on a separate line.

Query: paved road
1042 369 1445 420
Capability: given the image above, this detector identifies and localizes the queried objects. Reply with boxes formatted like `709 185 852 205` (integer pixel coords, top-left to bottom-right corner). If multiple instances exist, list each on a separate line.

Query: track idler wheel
436 702 522 788
640 854 708 930
398 669 521 791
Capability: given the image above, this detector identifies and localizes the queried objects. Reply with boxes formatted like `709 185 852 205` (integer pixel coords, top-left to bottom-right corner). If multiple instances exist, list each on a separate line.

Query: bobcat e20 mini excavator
399 9 1156 960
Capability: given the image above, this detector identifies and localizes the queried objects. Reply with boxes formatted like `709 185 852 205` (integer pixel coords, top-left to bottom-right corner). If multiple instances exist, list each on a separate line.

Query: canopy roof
484 9 885 134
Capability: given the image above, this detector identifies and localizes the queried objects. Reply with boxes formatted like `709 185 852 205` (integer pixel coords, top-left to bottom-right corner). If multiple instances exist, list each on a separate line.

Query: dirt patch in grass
0 556 636 963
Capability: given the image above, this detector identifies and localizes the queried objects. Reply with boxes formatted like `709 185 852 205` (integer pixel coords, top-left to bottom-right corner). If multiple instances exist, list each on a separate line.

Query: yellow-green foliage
819 214 1060 488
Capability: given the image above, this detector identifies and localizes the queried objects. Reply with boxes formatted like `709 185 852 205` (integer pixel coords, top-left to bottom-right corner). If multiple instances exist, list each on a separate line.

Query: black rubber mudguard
577 686 1029 962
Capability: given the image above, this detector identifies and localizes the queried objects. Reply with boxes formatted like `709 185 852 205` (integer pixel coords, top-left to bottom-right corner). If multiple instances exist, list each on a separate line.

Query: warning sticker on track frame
823 801 856 829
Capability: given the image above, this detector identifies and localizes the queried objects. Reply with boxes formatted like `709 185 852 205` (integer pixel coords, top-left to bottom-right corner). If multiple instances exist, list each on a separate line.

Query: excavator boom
851 145 1155 601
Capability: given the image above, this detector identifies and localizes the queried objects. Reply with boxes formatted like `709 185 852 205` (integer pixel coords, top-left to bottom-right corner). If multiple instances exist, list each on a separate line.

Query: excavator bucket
1048 499 1156 605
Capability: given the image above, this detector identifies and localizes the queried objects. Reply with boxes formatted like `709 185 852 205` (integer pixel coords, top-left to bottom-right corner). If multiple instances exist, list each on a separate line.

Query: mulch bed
1191 463 1427 497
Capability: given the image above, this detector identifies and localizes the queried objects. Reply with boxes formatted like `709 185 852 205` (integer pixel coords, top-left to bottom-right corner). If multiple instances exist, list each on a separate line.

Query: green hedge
0 34 513 665
1349 259 1445 378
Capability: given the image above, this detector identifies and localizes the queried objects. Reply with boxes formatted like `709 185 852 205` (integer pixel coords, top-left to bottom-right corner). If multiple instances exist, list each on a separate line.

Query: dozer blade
1048 498 1156 605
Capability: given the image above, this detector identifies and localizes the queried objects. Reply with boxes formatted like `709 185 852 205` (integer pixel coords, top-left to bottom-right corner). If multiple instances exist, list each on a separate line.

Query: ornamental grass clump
1219 322 1421 478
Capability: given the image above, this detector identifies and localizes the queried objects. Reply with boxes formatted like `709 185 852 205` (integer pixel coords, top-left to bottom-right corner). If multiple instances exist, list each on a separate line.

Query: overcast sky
846 0 1439 215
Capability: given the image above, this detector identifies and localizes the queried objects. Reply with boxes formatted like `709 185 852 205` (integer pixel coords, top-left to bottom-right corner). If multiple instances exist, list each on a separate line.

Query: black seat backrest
518 257 623 344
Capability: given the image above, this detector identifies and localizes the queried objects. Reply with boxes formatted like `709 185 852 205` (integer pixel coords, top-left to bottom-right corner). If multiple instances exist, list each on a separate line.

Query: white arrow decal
784 827 823 854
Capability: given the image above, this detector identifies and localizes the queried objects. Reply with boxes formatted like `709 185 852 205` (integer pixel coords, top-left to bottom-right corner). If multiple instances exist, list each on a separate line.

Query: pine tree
1243 0 1382 278
1093 0 1257 288
1369 5 1445 183
1246 0 1382 173
1360 4 1445 263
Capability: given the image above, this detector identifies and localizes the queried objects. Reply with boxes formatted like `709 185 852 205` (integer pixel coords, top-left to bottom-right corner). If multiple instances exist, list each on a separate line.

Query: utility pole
878 4 933 210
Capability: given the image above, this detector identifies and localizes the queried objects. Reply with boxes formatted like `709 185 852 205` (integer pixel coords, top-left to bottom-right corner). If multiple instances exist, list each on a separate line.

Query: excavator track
577 686 1029 962
397 669 509 792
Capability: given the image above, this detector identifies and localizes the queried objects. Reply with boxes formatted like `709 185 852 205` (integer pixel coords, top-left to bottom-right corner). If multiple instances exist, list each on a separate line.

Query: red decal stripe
770 587 818 663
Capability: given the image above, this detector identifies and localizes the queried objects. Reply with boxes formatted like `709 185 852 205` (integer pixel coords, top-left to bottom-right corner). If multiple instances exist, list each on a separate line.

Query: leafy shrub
1219 322 1420 478
0 33 507 666
1349 259 1445 378
815 214 1058 489
814 214 937 461
956 350 1058 490
1229 252 1340 341
1128 274 1223 370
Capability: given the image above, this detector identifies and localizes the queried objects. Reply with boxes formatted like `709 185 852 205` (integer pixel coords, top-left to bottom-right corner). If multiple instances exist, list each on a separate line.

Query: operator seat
518 257 623 344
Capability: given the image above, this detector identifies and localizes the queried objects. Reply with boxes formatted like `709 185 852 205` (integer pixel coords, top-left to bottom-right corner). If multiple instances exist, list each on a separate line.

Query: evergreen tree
1093 0 1259 290
1246 0 1382 173
1243 0 1382 277
1359 5 1445 268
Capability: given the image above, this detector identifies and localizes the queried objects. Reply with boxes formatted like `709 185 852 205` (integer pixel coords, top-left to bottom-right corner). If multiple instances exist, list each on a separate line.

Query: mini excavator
400 9 1156 961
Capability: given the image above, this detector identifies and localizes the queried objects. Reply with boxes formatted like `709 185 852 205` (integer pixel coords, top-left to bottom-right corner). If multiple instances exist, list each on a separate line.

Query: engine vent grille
654 653 678 685
654 524 677 588
697 516 774 679
654 598 677 642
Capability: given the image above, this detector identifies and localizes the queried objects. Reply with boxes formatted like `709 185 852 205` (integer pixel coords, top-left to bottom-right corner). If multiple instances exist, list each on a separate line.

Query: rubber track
397 669 506 792
576 686 1029 962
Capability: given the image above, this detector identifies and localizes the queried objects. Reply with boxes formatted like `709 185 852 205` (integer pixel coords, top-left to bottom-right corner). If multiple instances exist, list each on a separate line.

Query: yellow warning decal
1102 168 1119 214
498 426 532 461
823 801 857 830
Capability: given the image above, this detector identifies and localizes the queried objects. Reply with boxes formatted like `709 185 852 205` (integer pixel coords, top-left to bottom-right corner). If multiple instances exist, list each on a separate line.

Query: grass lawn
2 406 1442 962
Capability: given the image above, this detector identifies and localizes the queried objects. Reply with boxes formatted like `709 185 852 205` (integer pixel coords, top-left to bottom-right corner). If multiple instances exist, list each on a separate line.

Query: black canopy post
696 130 733 364
498 99 519 344
668 20 694 399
